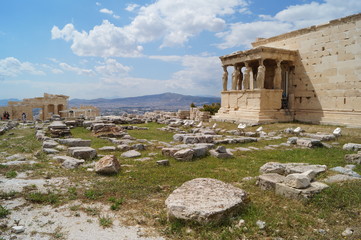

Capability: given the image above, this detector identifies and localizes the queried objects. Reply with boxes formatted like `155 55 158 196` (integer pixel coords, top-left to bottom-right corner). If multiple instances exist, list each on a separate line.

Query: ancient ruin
0 93 68 121
0 93 100 121
213 13 361 127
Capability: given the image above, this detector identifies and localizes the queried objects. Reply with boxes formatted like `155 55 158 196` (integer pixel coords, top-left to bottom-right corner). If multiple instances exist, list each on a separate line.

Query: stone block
284 173 311 189
275 182 328 199
343 143 361 151
174 149 194 161
257 173 285 190
165 178 247 224
68 147 97 160
58 138 91 147
344 153 361 164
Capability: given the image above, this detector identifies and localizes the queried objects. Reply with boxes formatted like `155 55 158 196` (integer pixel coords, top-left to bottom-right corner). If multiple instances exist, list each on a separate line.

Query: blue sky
1 0 360 99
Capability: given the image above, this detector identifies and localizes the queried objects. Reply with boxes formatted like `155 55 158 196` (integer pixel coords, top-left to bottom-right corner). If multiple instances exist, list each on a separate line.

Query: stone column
54 105 58 115
222 66 228 91
243 62 251 90
231 65 239 90
256 59 265 89
43 105 48 121
274 60 282 89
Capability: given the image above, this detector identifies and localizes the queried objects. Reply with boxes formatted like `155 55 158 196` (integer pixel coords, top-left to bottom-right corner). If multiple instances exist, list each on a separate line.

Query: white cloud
216 21 293 49
95 58 131 78
217 0 361 49
59 62 94 76
0 57 45 77
52 0 249 57
100 8 113 15
149 54 222 91
52 21 143 57
125 3 140 12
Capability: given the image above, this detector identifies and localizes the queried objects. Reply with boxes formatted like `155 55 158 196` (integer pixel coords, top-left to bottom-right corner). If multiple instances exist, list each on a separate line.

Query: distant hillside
69 92 220 111
0 98 20 106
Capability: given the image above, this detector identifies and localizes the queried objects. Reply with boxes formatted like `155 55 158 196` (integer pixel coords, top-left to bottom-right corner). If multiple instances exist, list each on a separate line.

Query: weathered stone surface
95 155 120 174
343 143 361 151
68 147 97 160
165 178 247 224
259 162 286 175
296 138 323 148
215 146 227 153
257 173 285 190
174 149 194 161
58 138 91 147
275 182 328 199
285 164 327 176
132 144 146 151
344 153 361 164
192 145 208 158
173 134 185 142
6 154 26 161
284 173 311 189
156 159 170 166
121 150 141 158
53 155 85 169
322 174 361 183
330 166 361 178
42 140 58 148
98 146 116 151
209 149 233 158
161 148 180 157
43 148 60 154
260 162 327 176
117 144 131 151
301 133 335 141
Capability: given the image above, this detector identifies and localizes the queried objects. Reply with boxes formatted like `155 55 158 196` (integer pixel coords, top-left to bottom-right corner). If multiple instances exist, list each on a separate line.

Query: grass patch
70 127 110 149
108 197 124 211
0 205 10 218
99 215 113 228
5 170 17 178
84 189 103 200
26 192 60 205
126 122 174 142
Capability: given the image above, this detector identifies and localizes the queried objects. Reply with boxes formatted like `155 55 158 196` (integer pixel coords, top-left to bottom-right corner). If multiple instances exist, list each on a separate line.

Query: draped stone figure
243 65 251 89
238 70 243 90
274 61 282 89
222 66 228 91
231 65 239 90
256 64 265 89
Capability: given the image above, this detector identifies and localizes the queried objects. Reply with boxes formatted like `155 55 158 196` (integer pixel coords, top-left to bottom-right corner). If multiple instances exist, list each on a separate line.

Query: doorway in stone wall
32 108 42 121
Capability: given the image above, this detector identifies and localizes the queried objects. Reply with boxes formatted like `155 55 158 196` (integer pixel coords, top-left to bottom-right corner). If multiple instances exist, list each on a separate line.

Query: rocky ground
1 115 361 240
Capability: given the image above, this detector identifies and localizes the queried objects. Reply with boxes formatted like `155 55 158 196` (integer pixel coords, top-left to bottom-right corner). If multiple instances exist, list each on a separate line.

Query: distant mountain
0 98 20 106
69 92 220 112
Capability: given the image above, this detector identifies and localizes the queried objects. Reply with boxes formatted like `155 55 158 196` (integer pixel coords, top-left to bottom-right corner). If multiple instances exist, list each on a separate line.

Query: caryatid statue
231 65 240 90
256 60 265 89
274 60 282 89
237 67 244 90
243 63 251 89
222 66 228 91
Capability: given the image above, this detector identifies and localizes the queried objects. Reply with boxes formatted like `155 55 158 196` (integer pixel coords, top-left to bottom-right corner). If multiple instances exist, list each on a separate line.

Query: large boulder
165 178 247 224
296 138 323 148
95 155 120 174
68 147 97 160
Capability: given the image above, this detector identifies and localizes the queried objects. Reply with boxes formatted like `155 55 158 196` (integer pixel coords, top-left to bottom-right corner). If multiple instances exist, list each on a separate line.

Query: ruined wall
253 13 361 127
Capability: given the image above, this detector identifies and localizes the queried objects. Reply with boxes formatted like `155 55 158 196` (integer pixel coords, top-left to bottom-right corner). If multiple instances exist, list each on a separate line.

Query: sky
0 0 360 100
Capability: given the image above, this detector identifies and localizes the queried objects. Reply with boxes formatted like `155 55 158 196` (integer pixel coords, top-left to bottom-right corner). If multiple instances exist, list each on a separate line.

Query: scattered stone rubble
257 162 329 199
